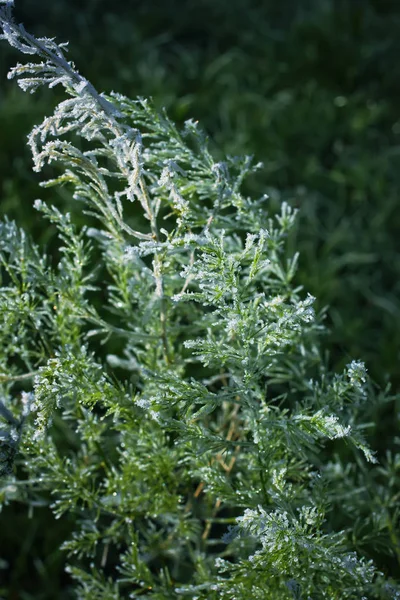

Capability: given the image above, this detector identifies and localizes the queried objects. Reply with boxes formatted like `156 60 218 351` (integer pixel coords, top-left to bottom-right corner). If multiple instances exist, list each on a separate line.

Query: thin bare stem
0 370 38 383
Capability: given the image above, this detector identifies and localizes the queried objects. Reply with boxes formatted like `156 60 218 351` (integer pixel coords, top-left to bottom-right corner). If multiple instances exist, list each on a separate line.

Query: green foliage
1 1 400 598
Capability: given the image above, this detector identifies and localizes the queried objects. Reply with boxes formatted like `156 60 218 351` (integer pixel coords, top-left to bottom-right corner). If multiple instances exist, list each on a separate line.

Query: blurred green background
1 0 399 597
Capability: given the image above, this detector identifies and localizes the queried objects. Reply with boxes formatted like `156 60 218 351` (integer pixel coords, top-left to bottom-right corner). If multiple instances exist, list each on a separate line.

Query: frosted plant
0 1 399 597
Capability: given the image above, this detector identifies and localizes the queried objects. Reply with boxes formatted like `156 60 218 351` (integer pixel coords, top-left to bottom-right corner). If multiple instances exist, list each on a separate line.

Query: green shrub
2 0 399 387
1 2 399 598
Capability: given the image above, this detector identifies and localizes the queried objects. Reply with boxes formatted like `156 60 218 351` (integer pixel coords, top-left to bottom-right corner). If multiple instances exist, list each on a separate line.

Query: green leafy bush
1 2 400 598
1 0 399 387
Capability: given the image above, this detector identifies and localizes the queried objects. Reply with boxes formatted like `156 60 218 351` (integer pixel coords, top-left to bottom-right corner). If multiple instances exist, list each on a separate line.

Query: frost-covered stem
0 5 119 118
178 250 195 295
152 252 172 364
0 3 171 362
99 199 153 241
138 177 172 364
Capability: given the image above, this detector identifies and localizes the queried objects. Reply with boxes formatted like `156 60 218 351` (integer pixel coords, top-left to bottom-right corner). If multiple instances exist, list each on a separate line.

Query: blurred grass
1 0 400 596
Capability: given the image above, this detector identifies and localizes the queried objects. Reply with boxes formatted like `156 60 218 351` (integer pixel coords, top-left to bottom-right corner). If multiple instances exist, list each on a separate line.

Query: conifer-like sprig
1 1 399 597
